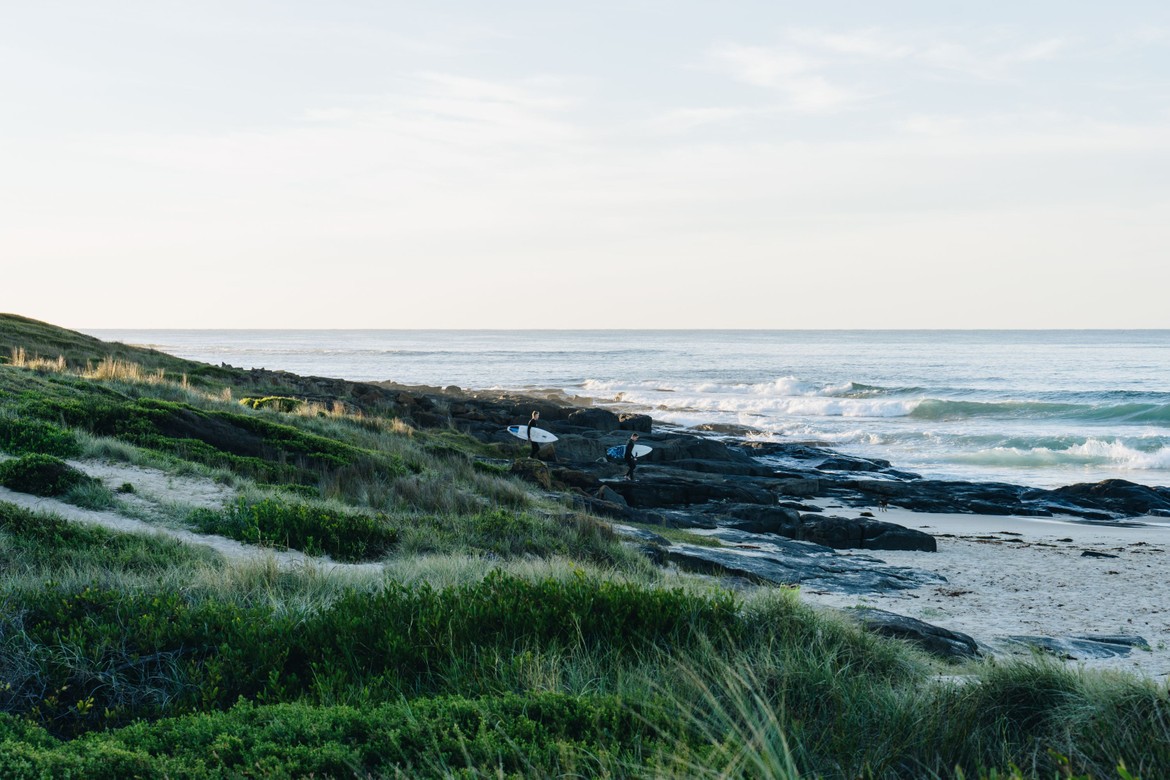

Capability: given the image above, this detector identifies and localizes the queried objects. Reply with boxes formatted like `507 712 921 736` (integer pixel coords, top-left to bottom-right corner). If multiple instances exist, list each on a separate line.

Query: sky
3 1 1170 329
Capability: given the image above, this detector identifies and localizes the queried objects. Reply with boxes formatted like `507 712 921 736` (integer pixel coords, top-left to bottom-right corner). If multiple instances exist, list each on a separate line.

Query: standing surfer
624 432 641 480
527 410 542 458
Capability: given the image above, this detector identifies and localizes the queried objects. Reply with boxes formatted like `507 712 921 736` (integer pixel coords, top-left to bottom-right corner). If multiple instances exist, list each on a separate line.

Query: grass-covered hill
0 313 1167 779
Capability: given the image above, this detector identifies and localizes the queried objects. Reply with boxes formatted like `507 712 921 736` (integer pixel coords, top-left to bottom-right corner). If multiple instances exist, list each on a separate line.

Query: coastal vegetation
0 314 1167 778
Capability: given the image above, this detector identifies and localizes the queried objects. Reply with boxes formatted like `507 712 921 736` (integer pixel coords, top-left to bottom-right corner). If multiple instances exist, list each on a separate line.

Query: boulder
847 608 981 661
665 540 944 594
816 454 893 473
549 436 608 463
597 485 627 506
1051 479 1170 517
1001 634 1150 660
618 413 653 432
797 514 937 552
718 505 804 535
715 506 935 552
567 408 620 431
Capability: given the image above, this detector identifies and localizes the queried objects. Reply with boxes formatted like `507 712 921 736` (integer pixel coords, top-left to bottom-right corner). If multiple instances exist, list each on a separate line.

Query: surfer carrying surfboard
526 411 542 458
624 432 641 480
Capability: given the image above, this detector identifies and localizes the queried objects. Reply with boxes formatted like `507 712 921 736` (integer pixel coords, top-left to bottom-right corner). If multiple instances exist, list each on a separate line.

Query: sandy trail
798 506 1170 680
0 457 382 576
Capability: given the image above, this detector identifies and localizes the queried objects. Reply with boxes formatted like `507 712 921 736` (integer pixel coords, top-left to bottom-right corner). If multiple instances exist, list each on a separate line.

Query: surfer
526 411 541 458
624 432 640 480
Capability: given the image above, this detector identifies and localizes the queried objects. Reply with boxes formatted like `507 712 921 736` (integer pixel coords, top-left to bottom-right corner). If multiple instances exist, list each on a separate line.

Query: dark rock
1080 550 1119 559
772 477 822 497
665 539 944 594
604 472 777 508
547 467 599 491
1051 479 1170 517
717 505 804 535
848 608 981 661
619 413 653 432
656 509 718 530
797 514 937 552
597 485 627 506
664 459 778 477
816 454 892 473
1002 634 1150 659
567 408 620 431
549 435 608 463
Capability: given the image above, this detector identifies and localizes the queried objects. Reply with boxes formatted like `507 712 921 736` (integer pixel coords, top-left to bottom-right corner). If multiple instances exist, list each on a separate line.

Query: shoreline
796 505 1170 680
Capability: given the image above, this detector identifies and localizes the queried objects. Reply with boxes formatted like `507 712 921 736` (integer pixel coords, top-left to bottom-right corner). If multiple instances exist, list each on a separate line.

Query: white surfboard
507 424 558 444
607 444 652 459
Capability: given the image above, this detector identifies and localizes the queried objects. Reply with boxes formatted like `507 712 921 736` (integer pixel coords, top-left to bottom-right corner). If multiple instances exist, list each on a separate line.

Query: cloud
706 42 858 112
706 27 1073 109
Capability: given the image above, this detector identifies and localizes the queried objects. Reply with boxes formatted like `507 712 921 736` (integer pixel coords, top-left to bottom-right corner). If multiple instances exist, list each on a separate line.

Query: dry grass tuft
10 347 66 372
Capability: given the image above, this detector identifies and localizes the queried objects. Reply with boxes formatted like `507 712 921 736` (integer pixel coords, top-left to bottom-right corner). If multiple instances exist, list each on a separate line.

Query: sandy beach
797 505 1170 680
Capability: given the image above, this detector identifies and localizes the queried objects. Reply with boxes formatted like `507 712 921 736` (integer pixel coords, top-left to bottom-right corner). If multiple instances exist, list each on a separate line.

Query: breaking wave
948 440 1170 471
582 378 1170 427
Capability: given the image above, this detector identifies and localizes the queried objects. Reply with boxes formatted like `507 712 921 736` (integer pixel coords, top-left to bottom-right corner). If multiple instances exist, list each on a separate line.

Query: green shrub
2 572 741 736
0 416 80 457
0 454 96 497
239 396 303 412
188 498 399 562
0 695 684 779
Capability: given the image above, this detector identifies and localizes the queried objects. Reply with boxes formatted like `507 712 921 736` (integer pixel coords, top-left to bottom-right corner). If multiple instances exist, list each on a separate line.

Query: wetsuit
527 417 541 458
624 438 638 479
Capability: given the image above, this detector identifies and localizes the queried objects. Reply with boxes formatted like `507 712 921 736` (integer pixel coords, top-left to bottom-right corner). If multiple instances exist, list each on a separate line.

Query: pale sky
3 1 1169 329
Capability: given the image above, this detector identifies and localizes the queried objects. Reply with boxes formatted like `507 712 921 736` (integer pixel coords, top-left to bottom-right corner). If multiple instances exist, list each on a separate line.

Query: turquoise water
87 329 1170 489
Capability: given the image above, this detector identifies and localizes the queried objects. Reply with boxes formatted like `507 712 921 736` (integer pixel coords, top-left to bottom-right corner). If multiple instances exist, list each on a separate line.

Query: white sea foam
950 439 1170 471
582 378 923 419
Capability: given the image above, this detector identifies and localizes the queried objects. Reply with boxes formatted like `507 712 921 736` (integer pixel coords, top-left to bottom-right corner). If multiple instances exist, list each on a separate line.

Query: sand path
0 457 382 575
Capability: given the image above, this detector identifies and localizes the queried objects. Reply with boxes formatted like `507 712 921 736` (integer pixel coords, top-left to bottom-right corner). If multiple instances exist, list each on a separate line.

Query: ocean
86 329 1170 490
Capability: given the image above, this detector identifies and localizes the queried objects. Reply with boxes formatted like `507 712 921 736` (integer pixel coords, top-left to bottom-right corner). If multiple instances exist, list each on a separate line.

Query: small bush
188 498 399 562
0 454 96 497
238 396 304 413
0 416 81 458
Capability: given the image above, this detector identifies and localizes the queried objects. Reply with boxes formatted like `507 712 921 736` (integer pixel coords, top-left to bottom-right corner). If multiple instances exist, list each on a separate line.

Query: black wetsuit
624 439 638 479
527 417 541 458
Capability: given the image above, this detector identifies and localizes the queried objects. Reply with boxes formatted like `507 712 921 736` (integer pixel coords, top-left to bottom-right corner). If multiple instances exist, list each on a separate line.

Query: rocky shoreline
245 369 1170 668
